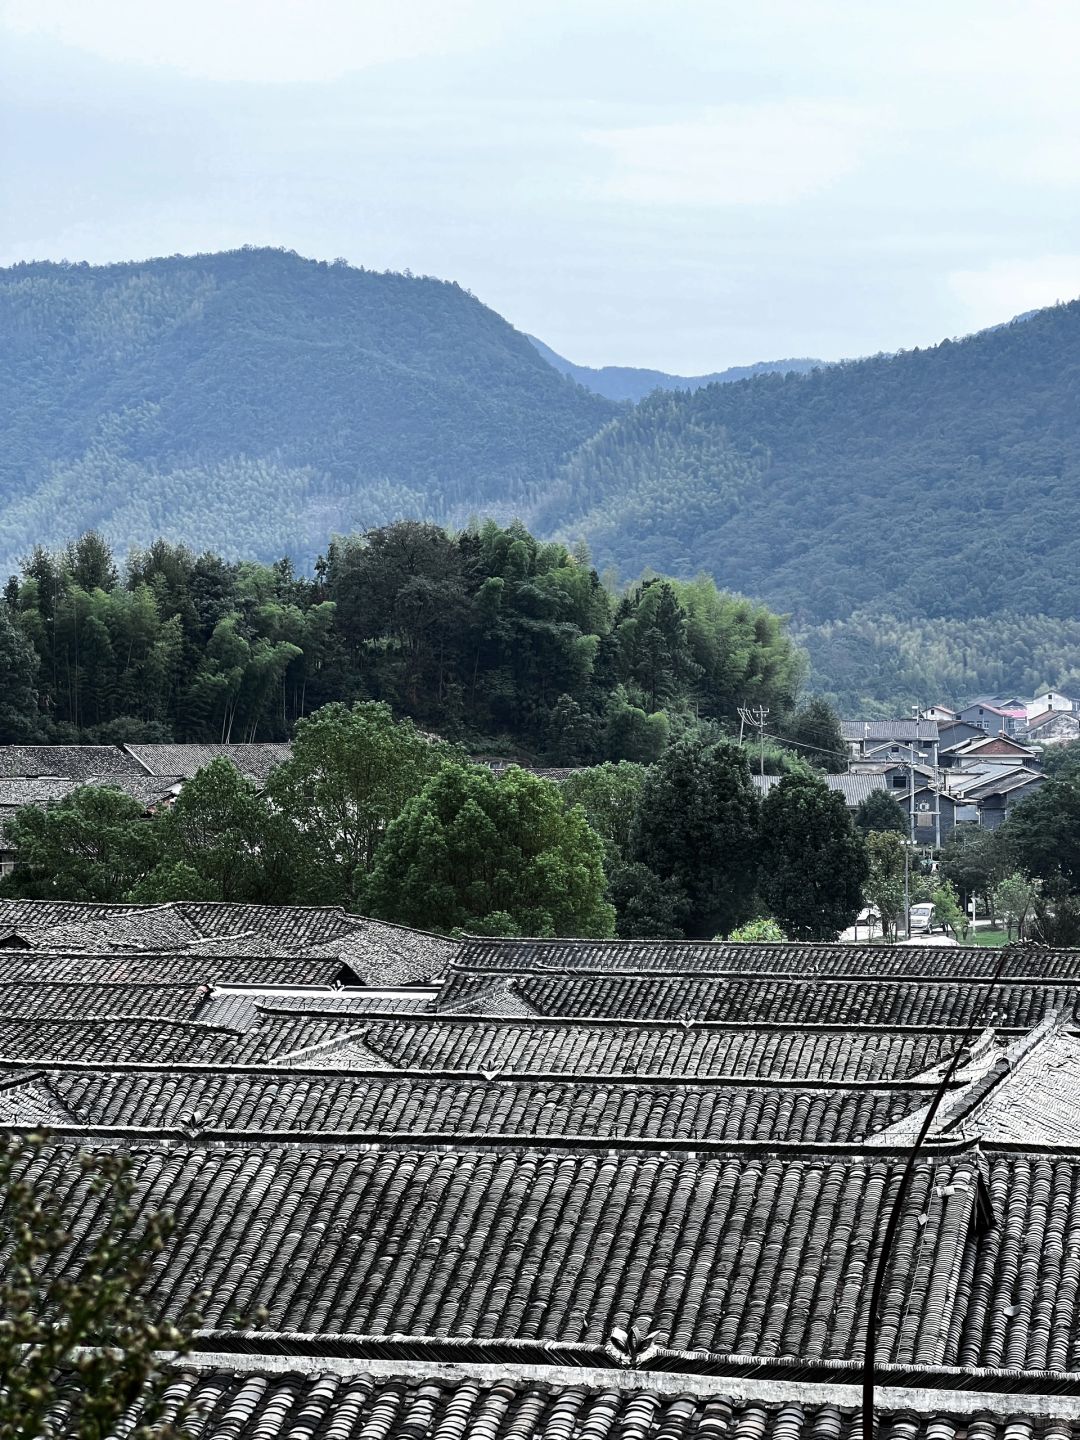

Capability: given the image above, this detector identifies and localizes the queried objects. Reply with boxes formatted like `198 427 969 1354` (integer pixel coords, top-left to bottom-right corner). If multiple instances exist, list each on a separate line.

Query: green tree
864 830 908 942
0 607 40 742
630 736 760 938
603 693 669 762
0 1137 196 1439
0 786 162 901
726 917 788 941
363 763 615 936
560 761 648 863
999 775 1080 892
758 773 868 940
932 878 971 941
136 758 296 903
268 701 450 904
939 825 1004 915
992 870 1038 940
782 697 847 772
853 788 906 836
606 861 691 939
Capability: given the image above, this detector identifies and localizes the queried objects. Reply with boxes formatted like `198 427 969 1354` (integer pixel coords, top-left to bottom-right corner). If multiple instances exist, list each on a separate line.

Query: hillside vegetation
0 248 614 573
547 301 1080 622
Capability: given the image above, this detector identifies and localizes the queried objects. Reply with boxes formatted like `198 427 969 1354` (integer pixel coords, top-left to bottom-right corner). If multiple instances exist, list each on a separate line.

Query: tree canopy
363 764 615 937
758 773 868 940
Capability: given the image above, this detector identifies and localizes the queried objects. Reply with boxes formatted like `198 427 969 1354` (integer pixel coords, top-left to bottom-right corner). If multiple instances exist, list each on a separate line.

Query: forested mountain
527 336 821 403
546 300 1080 622
0 249 614 575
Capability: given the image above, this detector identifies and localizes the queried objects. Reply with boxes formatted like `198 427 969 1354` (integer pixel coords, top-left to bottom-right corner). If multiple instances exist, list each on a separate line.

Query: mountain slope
546 301 1080 621
0 248 616 571
527 334 821 403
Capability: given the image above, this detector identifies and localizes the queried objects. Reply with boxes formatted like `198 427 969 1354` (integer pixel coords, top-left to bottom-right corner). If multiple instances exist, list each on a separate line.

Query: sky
2 0 1080 373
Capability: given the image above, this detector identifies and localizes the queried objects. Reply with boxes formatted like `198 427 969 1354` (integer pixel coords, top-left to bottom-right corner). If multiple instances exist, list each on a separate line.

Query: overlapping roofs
5 1139 986 1365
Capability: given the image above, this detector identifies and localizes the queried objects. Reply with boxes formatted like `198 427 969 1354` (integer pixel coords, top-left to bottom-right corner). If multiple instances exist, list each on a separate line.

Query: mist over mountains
4 245 1080 704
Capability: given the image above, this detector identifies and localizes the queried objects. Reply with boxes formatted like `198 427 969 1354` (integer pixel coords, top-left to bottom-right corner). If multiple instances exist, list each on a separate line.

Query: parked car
908 902 940 934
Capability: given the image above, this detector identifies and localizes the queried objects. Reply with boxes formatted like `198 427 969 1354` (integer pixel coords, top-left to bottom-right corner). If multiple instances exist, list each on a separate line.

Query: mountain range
525 335 822 403
4 246 1080 705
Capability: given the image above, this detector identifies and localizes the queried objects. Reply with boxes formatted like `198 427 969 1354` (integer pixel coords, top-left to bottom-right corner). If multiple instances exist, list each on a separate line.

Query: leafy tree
0 786 162 901
758 773 869 940
999 775 1080 892
602 694 669 762
864 830 908 942
939 826 1004 915
0 606 40 741
630 736 760 938
546 693 601 765
268 701 450 904
0 1137 197 1439
560 762 648 863
726 917 788 941
782 697 847 772
606 861 690 940
853 789 906 836
135 758 296 903
363 763 615 937
992 871 1038 940
932 878 971 942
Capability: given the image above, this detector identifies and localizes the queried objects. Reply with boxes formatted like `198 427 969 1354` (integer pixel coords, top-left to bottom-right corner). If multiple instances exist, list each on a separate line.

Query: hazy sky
3 0 1080 372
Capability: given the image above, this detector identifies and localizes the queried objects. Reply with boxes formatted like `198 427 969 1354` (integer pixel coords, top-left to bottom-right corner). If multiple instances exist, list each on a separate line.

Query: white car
908 902 939 934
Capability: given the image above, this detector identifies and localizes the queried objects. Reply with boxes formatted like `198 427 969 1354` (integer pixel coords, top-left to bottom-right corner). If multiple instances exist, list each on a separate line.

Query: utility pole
738 706 769 780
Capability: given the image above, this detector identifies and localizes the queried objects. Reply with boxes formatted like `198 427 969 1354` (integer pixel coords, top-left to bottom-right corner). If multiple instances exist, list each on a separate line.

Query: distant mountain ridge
527 334 822 403
543 299 1080 624
0 247 615 572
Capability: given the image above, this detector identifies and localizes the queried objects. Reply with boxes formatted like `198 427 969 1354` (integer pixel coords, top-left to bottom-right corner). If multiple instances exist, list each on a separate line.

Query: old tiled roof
453 940 1080 980
5 1139 984 1361
309 1017 966 1080
0 1070 73 1125
123 742 291 780
41 1067 932 1142
0 744 150 779
0 979 209 1023
0 950 355 987
438 973 1075 1028
0 1015 254 1065
39 1368 1080 1440
841 720 940 743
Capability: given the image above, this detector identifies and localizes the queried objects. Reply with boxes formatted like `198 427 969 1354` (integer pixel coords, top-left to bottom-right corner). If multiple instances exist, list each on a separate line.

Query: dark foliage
758 773 868 940
3 522 804 754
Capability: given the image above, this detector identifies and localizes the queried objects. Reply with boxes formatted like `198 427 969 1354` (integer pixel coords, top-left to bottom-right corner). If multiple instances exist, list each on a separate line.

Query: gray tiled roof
44 1066 931 1143
6 1139 984 1362
841 720 940 743
0 745 149 779
453 939 1080 979
31 1369 1080 1440
437 972 1073 1028
315 1017 965 1081
123 742 291 780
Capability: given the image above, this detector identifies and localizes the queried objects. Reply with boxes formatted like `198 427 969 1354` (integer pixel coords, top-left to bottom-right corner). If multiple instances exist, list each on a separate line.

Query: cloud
585 101 881 208
948 256 1080 328
0 0 502 82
